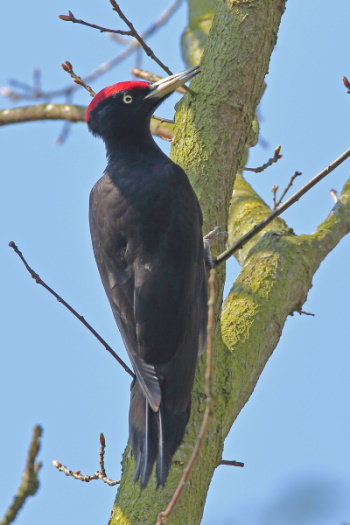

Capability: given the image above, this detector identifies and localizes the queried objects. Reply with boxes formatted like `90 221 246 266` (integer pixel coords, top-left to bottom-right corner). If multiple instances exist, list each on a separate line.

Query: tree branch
306 176 350 265
0 426 42 525
219 171 350 460
109 0 192 94
1 0 183 104
59 10 132 36
0 105 174 139
0 104 86 126
272 170 302 209
9 241 134 379
53 433 120 487
242 145 282 173
111 2 288 523
215 146 350 266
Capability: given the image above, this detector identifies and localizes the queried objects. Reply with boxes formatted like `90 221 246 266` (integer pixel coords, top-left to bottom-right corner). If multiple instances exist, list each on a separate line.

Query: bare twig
59 10 131 36
8 241 134 379
242 145 282 173
157 269 216 525
131 68 186 94
218 459 244 467
61 61 96 97
109 0 193 95
272 184 279 209
53 433 120 486
111 0 183 46
215 146 350 266
0 426 42 525
273 170 302 209
2 0 183 104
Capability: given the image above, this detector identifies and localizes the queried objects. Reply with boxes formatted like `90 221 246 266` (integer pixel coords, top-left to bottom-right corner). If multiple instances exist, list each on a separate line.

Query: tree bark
110 1 288 524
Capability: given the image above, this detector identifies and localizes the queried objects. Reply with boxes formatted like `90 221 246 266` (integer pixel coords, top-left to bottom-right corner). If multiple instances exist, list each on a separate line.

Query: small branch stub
219 459 244 468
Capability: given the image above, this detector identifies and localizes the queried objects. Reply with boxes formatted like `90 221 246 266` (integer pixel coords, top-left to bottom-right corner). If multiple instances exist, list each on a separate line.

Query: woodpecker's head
86 66 200 140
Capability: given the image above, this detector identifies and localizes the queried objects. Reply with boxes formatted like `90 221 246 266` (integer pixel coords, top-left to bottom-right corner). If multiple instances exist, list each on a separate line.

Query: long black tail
129 380 190 488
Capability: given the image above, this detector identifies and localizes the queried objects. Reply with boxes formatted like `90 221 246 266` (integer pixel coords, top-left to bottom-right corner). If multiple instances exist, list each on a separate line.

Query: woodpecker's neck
103 123 165 165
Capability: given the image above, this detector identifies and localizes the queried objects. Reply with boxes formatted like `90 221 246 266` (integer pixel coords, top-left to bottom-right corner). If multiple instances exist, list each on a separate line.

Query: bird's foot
203 226 228 269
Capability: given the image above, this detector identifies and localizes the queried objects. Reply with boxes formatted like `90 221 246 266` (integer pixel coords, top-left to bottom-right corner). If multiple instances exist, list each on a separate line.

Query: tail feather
155 401 191 488
129 380 190 488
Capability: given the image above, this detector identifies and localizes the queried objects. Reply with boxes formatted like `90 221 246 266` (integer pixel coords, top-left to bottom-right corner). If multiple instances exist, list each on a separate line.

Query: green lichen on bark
110 1 287 524
220 173 350 435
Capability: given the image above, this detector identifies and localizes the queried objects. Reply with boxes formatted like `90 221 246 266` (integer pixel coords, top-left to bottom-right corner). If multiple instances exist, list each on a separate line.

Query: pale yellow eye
123 93 133 104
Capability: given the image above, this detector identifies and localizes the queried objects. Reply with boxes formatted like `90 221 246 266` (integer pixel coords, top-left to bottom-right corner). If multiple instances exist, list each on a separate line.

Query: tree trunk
110 1 289 524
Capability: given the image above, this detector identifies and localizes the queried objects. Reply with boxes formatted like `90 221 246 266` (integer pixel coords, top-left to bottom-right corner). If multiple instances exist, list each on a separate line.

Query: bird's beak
144 66 201 100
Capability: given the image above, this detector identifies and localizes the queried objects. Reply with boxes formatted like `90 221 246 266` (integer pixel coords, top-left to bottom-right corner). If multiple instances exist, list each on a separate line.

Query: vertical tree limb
110 2 287 524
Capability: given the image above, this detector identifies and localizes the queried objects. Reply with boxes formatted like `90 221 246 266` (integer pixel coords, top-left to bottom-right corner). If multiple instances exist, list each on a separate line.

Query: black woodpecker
86 67 207 488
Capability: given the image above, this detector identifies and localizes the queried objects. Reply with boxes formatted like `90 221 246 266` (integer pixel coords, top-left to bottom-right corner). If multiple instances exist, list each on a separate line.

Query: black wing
90 161 206 413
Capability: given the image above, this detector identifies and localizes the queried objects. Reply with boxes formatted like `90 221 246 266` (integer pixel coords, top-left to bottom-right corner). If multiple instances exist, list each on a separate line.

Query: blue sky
1 1 350 524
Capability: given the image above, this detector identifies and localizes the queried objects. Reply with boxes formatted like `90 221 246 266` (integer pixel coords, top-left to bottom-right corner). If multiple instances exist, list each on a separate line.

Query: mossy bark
110 1 288 524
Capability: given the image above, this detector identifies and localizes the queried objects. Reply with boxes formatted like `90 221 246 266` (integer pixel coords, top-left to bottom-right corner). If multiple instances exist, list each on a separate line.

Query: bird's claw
203 226 228 269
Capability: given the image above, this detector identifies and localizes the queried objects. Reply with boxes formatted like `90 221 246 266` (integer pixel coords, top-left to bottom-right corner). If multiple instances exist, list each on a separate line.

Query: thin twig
273 170 302 209
2 0 183 103
272 184 279 209
61 61 96 97
110 0 183 45
59 10 132 36
215 146 350 266
109 0 193 95
8 241 134 379
53 433 120 486
0 426 42 525
242 145 282 173
157 269 216 525
218 459 244 467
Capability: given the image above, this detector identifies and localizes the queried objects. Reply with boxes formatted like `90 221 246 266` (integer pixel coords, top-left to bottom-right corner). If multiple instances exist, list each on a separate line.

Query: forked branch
53 433 120 486
215 146 350 266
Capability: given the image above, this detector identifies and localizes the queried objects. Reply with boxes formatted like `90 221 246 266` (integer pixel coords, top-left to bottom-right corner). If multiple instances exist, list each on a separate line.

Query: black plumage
86 67 207 487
